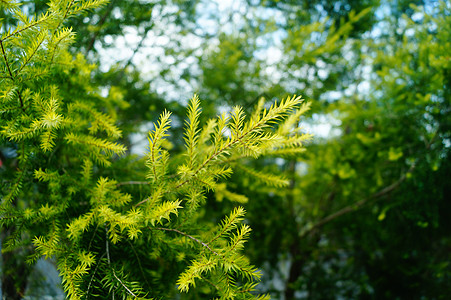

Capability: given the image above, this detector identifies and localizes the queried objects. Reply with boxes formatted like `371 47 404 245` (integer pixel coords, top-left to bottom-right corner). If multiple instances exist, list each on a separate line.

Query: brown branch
62 0 76 20
122 25 152 70
0 39 13 79
300 163 416 239
0 39 23 111
85 0 116 53
134 196 150 207
17 90 26 111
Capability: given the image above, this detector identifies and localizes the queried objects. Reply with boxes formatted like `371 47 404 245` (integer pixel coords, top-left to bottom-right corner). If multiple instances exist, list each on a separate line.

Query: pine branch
177 256 217 293
116 181 149 187
184 94 201 168
65 133 126 155
0 12 51 42
146 110 171 184
153 227 219 255
69 102 122 138
63 0 77 20
16 30 46 75
235 164 289 187
208 207 245 247
175 95 303 189
48 27 74 64
223 224 251 255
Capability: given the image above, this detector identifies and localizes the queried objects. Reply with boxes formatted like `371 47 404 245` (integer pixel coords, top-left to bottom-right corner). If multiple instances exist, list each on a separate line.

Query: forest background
0 0 450 299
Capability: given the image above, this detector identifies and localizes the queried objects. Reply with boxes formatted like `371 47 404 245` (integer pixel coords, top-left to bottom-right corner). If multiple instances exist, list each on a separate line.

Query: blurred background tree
1 0 450 298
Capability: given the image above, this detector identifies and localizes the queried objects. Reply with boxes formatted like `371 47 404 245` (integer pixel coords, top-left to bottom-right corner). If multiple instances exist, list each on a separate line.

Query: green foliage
0 1 310 298
235 1 451 299
1 0 450 299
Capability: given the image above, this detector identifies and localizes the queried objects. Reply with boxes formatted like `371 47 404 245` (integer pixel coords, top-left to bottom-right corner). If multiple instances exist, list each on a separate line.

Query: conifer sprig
184 94 202 168
65 133 126 156
175 94 305 189
146 110 171 183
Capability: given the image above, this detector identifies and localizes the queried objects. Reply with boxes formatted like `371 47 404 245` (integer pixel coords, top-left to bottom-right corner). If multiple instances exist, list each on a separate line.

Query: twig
300 127 441 239
105 227 137 298
200 274 222 292
117 180 149 187
134 196 151 207
87 223 100 252
127 240 151 288
152 227 219 255
112 272 137 298
0 14 51 43
174 98 300 189
85 0 117 53
0 39 13 79
62 0 76 20
122 25 152 70
105 227 115 300
85 252 106 299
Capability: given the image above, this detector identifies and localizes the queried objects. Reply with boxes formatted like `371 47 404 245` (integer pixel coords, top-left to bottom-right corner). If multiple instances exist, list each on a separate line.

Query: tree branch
0 39 13 79
122 25 152 70
300 163 416 239
85 0 116 54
